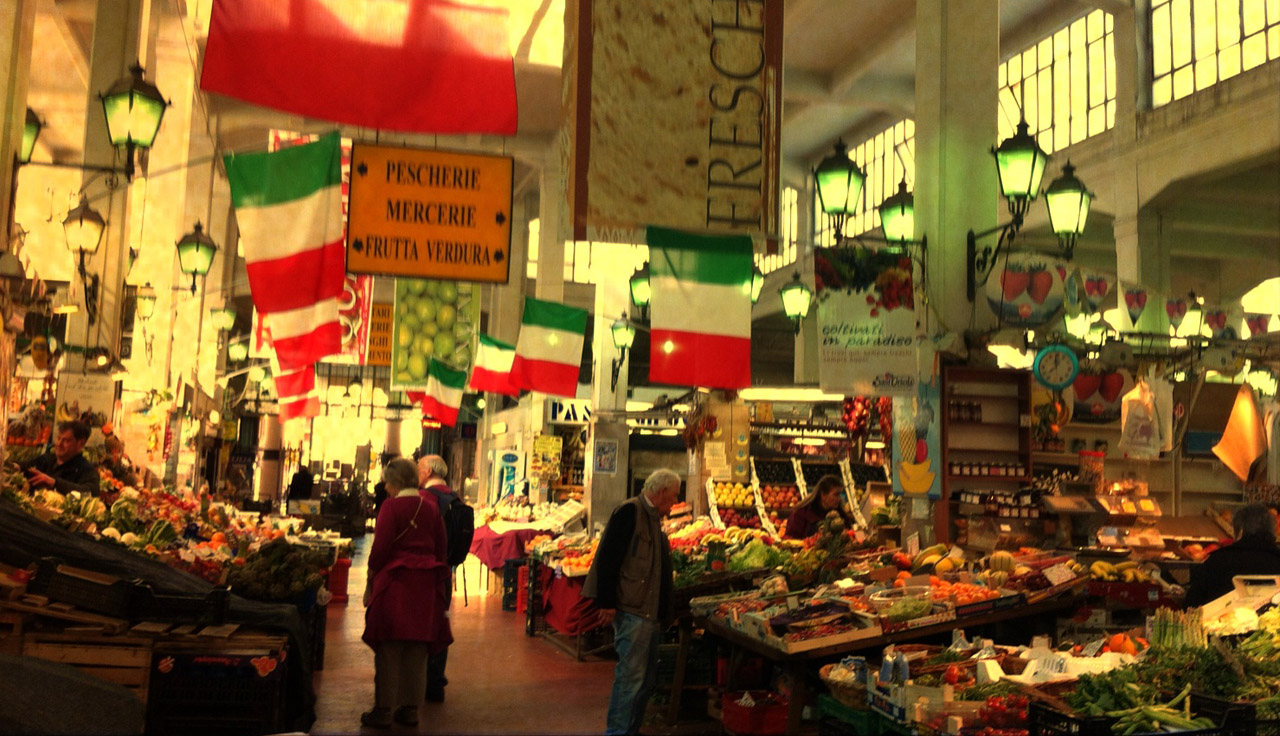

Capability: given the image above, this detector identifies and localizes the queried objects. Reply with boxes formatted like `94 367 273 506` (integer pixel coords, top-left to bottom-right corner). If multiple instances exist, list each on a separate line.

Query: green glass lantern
1043 161 1092 259
20 108 41 164
101 63 167 149
227 342 249 362
779 272 813 334
211 307 238 331
629 263 651 309
878 178 915 244
611 316 636 351
176 222 217 294
992 119 1050 221
814 139 865 240
63 195 106 266
134 283 157 320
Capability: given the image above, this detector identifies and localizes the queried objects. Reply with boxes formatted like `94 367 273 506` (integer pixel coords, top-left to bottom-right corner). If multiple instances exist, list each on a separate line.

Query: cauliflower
120 532 140 547
100 527 121 541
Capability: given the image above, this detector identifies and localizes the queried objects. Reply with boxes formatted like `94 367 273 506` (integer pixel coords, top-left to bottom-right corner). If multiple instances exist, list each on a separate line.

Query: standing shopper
784 475 854 539
361 458 453 728
1186 503 1280 607
417 454 464 702
583 469 680 736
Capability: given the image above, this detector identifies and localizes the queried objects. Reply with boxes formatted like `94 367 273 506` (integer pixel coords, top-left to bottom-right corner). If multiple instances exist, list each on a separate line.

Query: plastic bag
1119 380 1161 458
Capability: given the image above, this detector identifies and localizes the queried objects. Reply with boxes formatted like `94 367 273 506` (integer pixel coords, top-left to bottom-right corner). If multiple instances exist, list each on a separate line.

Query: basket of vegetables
819 661 868 710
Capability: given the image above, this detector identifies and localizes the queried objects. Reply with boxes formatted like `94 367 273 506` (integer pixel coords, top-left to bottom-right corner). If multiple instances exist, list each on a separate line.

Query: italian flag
647 226 752 389
225 133 345 374
511 297 587 398
469 333 519 396
409 359 468 426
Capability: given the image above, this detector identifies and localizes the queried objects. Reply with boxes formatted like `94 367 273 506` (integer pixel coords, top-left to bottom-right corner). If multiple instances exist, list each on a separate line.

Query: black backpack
428 487 474 567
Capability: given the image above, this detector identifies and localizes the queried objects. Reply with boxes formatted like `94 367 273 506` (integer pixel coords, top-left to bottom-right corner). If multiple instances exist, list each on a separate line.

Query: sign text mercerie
346 144 513 283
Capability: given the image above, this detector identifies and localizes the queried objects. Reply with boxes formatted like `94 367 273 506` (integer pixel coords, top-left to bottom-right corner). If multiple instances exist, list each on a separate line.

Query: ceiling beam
45 0 88 86
1073 0 1134 18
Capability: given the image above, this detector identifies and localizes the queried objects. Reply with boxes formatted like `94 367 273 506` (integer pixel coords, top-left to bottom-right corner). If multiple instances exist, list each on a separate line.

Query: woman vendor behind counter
784 475 854 539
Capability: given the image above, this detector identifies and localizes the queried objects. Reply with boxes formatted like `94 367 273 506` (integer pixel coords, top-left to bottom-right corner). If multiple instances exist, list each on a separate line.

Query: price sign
906 533 920 557
1081 639 1106 656
1042 563 1078 586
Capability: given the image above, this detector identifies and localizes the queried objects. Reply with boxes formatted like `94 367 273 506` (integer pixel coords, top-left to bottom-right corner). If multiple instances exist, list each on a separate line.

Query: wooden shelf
947 393 1021 400
947 421 1024 429
552 485 585 492
947 475 1032 483
948 447 1028 455
1032 452 1167 463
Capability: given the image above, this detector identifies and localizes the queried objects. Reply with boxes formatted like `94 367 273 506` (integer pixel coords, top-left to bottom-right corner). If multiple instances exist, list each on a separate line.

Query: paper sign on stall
704 442 728 476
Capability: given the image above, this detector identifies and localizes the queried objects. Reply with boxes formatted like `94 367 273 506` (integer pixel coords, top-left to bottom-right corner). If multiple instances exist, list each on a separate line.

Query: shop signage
55 372 116 431
814 247 918 397
366 302 393 367
547 398 592 425
346 143 513 283
563 0 784 244
891 382 941 500
530 434 564 482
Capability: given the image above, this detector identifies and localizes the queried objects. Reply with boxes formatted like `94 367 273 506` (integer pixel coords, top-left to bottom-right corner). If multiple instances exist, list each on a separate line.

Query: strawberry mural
1203 307 1237 340
1165 298 1188 329
984 253 1067 327
1245 313 1273 337
1067 369 1134 423
1082 272 1113 313
1123 287 1148 325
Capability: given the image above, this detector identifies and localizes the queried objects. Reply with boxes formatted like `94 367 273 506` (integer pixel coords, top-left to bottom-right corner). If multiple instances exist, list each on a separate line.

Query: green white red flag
468 333 519 396
647 226 752 389
225 133 345 376
511 298 587 397
408 359 468 426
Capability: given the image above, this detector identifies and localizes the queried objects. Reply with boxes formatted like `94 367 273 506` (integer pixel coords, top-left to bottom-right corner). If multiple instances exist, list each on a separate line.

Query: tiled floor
311 542 618 735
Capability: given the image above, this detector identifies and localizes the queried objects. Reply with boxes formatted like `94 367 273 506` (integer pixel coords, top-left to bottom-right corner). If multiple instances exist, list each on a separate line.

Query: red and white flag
201 0 517 135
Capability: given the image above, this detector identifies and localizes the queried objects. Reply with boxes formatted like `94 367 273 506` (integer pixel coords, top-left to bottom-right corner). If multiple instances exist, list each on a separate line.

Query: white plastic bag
1119 380 1162 458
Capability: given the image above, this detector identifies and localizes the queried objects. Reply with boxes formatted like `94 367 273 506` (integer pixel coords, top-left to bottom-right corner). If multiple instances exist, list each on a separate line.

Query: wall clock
1032 344 1080 391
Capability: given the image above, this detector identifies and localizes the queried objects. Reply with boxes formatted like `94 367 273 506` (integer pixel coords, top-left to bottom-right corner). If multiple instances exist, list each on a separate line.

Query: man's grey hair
383 458 419 491
418 454 448 479
642 469 681 498
1234 503 1275 541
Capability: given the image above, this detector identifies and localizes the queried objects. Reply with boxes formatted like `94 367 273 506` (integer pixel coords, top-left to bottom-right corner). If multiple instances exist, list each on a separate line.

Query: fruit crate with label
706 478 768 532
753 458 802 536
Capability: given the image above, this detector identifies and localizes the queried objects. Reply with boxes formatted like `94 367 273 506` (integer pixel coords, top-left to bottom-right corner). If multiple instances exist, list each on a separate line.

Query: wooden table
697 594 1082 735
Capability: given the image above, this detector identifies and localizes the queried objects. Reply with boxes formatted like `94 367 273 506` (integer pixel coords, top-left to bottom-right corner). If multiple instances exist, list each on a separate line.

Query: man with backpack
417 454 474 702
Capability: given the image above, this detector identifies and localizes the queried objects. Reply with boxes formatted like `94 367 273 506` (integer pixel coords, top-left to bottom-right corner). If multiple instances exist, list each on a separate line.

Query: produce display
1 462 324 595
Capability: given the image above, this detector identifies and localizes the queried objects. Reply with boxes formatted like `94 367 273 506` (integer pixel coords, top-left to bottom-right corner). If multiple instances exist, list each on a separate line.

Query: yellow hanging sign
346 144 513 283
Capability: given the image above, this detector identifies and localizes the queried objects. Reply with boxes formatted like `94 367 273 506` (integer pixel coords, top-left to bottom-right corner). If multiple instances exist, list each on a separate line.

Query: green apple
436 303 456 330
395 351 409 370
408 279 428 295
407 354 428 380
422 321 439 337
423 280 440 298
453 345 471 367
396 370 412 383
413 335 435 357
397 325 414 348
433 333 455 358
438 282 458 303
414 298 438 324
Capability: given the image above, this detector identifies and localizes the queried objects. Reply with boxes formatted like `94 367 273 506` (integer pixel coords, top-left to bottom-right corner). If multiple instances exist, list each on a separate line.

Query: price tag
906 533 920 557
999 524 1013 534
1081 639 1106 657
786 595 800 610
1042 563 1078 586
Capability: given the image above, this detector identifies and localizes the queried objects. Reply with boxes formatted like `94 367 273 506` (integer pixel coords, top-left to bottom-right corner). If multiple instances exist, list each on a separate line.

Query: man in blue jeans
583 469 679 736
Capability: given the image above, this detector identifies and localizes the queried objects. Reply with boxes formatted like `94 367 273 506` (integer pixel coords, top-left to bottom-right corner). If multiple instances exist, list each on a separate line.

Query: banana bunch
1089 560 1149 583
722 526 770 545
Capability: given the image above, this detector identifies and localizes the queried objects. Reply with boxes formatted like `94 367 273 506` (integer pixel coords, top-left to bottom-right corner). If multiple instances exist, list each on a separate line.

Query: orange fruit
893 578 906 588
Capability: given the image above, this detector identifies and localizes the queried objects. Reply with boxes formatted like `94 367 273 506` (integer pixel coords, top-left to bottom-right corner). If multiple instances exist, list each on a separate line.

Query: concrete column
0 0 37 254
584 246 633 526
915 0 1000 334
475 187 531 503
67 0 151 360
535 156 565 303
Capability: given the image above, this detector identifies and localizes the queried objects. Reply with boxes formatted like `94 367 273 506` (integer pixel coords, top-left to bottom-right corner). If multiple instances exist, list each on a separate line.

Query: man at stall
784 475 854 539
583 468 679 736
20 420 100 495
1186 503 1280 607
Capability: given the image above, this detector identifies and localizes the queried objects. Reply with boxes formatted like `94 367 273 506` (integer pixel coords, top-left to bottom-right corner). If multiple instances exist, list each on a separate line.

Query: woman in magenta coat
361 457 453 728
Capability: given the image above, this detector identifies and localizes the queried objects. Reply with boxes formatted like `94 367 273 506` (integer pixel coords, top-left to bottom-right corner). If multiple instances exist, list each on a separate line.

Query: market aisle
311 540 618 735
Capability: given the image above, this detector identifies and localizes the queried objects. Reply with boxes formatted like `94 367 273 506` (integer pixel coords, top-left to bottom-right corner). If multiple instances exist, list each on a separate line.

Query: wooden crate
23 633 152 704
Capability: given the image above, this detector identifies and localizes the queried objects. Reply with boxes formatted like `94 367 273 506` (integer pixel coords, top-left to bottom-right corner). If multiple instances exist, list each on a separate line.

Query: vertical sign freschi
563 0 783 244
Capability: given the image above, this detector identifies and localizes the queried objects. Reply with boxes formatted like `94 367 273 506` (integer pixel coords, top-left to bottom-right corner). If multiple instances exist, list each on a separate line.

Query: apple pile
719 508 762 530
760 484 800 510
842 396 870 435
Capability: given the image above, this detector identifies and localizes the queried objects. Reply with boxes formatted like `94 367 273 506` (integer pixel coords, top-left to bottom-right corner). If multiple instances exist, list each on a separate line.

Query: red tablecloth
468 525 545 570
539 564 602 636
